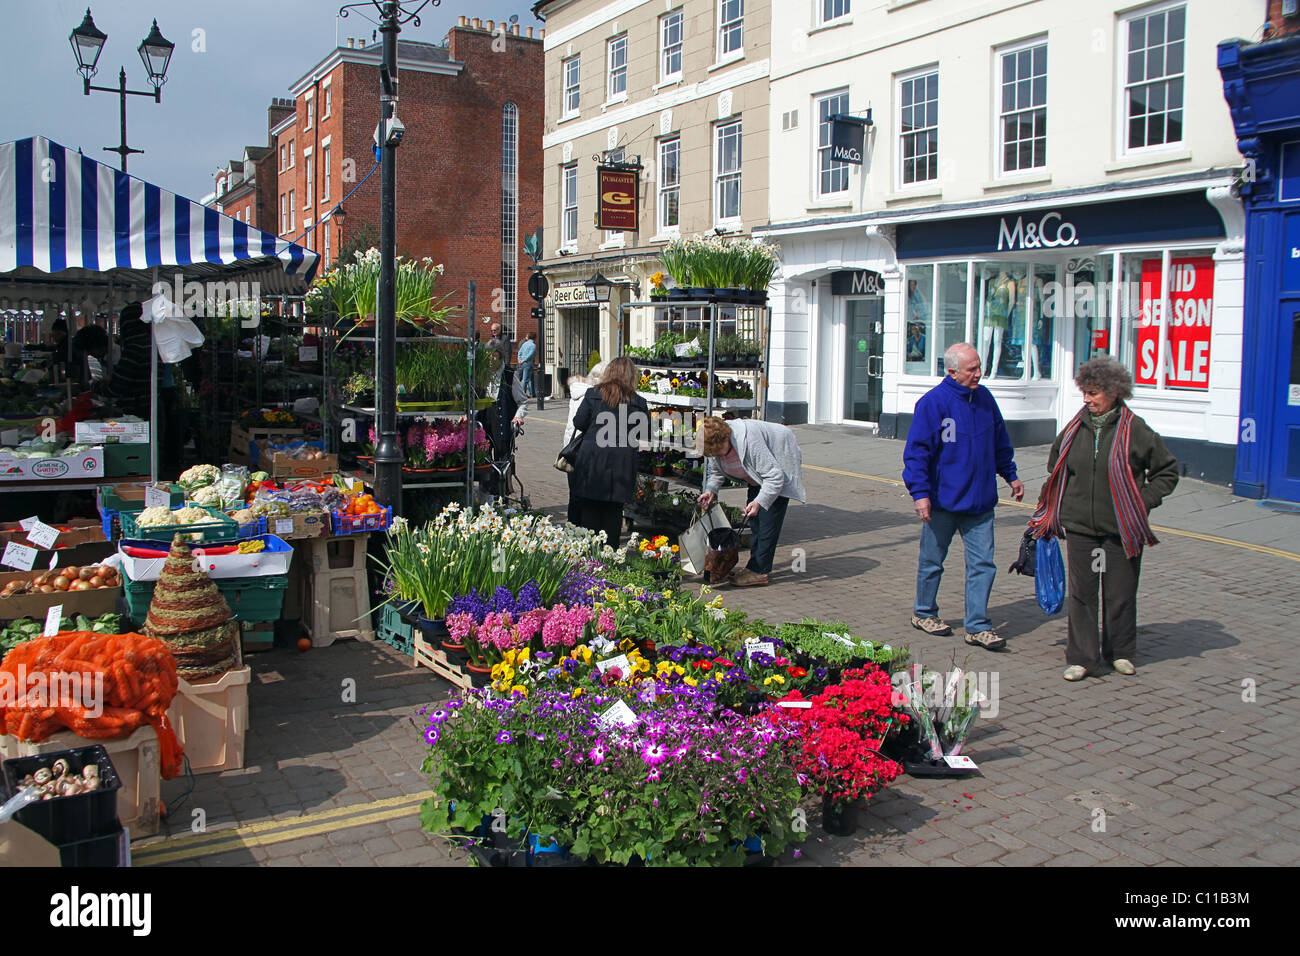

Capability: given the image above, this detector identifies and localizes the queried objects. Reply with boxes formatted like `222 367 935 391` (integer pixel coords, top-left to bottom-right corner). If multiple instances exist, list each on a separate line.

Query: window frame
660 9 684 83
607 33 628 103
289 190 295 234
322 79 332 119
288 140 295 168
896 66 940 189
713 118 743 227
562 56 581 119
718 0 745 60
996 37 1048 177
815 88 852 198
321 143 331 203
304 93 314 132
501 103 520 338
1117 0 1187 156
303 146 314 209
818 0 851 27
657 135 681 235
561 163 579 250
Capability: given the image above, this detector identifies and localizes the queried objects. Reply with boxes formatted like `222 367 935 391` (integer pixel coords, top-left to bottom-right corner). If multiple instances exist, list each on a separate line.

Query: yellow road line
803 463 1300 562
132 792 427 864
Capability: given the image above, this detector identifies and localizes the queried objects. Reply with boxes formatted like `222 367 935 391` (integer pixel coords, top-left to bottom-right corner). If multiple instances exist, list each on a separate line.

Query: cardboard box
0 571 122 622
266 511 329 540
75 420 149 444
229 423 304 459
263 449 339 479
0 519 112 570
0 448 105 482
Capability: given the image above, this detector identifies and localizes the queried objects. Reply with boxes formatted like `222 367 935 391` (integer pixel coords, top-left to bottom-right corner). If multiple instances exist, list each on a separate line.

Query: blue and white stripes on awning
0 135 318 285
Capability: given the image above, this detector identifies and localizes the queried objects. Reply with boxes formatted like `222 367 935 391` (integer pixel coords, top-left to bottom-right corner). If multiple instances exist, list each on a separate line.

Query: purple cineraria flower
590 744 606 764
428 707 450 725
642 742 668 766
424 726 441 745
496 731 514 744
647 769 661 783
448 699 464 709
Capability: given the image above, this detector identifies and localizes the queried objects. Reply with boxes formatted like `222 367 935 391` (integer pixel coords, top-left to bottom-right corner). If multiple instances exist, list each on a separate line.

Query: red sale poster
1136 256 1214 389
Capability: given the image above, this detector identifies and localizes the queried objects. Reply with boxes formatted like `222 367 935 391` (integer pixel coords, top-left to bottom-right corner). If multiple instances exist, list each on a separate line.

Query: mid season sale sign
1137 256 1214 390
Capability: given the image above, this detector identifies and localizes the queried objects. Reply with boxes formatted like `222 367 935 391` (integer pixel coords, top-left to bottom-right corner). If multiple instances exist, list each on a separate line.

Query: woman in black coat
567 357 649 548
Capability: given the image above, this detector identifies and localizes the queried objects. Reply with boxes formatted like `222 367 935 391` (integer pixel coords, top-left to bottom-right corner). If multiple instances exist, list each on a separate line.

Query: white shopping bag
679 503 731 577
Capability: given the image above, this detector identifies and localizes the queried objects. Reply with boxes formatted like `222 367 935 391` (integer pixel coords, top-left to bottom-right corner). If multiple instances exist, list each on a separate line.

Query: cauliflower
178 464 220 488
190 486 223 507
136 506 177 528
172 507 212 524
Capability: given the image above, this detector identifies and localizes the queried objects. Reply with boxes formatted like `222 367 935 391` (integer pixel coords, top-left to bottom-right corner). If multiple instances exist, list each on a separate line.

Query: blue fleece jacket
902 375 1018 514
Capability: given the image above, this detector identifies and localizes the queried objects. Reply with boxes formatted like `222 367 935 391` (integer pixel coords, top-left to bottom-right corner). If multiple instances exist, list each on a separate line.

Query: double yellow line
132 793 429 866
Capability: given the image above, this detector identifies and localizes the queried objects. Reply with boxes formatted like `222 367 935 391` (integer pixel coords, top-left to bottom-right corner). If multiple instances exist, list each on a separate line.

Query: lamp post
69 8 174 173
340 0 440 514
331 204 347 267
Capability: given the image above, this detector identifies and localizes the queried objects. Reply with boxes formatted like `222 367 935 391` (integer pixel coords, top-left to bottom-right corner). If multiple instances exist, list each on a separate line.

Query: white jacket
562 379 591 447
704 418 806 510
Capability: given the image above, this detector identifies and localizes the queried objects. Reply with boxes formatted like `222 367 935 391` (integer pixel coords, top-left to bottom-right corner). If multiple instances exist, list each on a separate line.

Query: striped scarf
1028 404 1158 558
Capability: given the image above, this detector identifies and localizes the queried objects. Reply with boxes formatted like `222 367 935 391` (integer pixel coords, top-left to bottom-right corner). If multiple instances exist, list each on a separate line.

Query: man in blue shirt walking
517 332 537 397
903 342 1024 650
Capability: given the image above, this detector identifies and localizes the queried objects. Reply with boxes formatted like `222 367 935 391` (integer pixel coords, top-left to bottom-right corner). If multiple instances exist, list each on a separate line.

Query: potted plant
341 372 373 407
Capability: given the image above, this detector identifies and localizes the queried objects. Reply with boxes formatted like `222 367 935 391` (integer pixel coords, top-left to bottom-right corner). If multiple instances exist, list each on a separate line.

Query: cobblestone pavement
136 414 1300 867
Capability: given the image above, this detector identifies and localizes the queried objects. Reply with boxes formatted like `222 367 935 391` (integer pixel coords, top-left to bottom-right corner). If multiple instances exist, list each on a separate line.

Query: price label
776 700 812 709
597 699 638 729
18 368 44 384
48 551 59 570
943 755 978 770
745 641 776 660
824 632 856 648
44 605 64 638
2 541 38 571
299 346 319 362
25 519 60 550
596 654 631 677
144 486 171 509
19 516 38 531
275 518 294 536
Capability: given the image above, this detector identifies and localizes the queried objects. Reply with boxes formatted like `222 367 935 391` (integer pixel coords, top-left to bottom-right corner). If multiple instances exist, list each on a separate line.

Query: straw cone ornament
142 535 239 680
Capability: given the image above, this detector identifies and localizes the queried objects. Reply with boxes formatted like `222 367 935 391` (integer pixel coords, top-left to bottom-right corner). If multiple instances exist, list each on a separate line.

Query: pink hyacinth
514 607 545 646
541 604 592 650
446 612 475 642
481 611 518 651
597 608 617 638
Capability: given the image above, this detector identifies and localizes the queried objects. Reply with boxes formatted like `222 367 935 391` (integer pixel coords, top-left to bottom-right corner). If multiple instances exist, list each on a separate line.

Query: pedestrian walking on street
567 357 649 548
517 332 537 397
1030 355 1179 681
903 342 1025 648
696 416 806 587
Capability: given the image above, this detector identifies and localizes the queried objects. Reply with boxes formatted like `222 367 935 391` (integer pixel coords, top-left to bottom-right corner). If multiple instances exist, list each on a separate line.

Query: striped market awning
0 135 319 311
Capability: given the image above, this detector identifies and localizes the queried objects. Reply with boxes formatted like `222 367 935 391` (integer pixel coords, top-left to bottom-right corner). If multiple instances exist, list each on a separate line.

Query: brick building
212 98 294 231
264 19 546 339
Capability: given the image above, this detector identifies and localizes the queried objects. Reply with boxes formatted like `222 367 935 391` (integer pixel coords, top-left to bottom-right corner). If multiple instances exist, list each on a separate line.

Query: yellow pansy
572 688 584 698
636 657 651 673
673 665 685 676
684 676 699 687
511 685 528 696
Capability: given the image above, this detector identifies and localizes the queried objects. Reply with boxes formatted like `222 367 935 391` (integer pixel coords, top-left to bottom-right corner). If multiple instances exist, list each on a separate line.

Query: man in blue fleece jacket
903 342 1024 649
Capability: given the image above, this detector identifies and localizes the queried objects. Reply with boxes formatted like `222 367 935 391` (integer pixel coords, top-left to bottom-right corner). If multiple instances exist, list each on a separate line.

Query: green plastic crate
103 444 149 478
119 506 239 544
124 571 289 625
98 484 184 514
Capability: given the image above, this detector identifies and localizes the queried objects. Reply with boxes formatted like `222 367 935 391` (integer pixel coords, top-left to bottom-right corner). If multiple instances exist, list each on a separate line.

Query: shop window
934 263 969 377
1069 256 1116 372
903 264 934 376
1117 249 1213 390
976 262 1034 379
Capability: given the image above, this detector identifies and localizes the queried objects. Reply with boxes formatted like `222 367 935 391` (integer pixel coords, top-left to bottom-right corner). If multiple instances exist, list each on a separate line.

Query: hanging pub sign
829 269 884 296
830 115 868 166
597 165 639 231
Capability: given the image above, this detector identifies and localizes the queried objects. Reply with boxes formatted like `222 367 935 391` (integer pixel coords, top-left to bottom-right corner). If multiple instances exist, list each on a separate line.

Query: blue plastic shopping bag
1034 536 1065 615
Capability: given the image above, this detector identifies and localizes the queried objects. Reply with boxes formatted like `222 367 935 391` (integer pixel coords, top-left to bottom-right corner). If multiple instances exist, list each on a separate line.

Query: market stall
0 134 320 494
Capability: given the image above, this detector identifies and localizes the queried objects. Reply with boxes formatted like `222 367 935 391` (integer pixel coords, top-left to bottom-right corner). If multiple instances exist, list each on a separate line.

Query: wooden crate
413 634 472 690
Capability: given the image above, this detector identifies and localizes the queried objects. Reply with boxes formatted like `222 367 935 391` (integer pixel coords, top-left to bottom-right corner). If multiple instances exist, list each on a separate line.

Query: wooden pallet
413 634 473 690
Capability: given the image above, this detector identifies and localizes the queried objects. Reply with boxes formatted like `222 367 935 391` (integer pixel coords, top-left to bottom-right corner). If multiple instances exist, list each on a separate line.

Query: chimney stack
486 20 494 33
526 26 534 38
472 18 482 29
458 16 468 27
512 24 520 35
346 37 354 48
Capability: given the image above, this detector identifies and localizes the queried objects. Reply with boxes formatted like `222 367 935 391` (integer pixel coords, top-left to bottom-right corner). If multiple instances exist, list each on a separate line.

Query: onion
69 580 90 591
78 567 96 582
63 566 80 580
52 576 71 591
33 571 53 587
89 575 105 588
39 585 55 594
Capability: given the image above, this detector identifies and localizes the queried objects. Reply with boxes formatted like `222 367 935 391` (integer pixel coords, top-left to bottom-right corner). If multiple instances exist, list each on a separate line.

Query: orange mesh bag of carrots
0 631 185 779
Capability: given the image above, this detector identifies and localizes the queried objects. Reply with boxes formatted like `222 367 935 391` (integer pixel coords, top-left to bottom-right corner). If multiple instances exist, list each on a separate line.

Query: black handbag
704 515 749 583
1008 526 1037 577
554 430 583 473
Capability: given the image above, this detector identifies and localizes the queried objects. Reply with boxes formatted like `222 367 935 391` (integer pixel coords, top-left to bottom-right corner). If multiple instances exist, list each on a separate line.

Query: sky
1 0 539 200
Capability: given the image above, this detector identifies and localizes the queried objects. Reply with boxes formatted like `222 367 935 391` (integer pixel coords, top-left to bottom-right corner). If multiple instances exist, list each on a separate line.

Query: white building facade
756 0 1258 482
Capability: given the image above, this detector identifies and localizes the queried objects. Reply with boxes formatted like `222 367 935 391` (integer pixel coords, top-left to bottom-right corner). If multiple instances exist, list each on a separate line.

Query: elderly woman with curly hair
1030 355 1179 681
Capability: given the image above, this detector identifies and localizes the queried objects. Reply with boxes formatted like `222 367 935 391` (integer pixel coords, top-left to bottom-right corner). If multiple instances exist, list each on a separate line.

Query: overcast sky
1 0 539 199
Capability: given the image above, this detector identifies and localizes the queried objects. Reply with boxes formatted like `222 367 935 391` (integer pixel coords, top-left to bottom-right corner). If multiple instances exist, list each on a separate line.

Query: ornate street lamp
69 8 174 171
585 272 614 303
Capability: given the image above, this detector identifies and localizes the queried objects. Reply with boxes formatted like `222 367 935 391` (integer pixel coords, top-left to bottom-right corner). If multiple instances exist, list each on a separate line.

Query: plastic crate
59 826 127 867
1 745 123 846
377 623 414 657
232 514 267 539
103 444 148 478
240 621 276 653
97 483 184 514
119 506 239 544
123 570 289 625
167 666 250 774
330 504 392 535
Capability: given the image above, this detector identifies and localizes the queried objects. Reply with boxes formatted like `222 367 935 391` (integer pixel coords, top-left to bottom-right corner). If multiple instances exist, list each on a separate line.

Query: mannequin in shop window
906 279 929 363
1010 270 1046 381
983 269 1016 377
